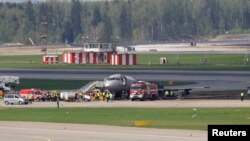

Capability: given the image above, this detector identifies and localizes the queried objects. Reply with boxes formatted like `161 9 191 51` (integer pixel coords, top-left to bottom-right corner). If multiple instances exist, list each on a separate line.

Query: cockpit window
107 77 115 80
107 77 121 81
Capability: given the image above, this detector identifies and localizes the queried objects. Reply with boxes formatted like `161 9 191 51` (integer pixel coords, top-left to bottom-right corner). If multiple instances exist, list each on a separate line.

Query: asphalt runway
0 69 250 91
0 121 206 141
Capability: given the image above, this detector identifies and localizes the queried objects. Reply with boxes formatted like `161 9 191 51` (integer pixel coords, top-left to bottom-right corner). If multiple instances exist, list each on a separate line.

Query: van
4 94 28 105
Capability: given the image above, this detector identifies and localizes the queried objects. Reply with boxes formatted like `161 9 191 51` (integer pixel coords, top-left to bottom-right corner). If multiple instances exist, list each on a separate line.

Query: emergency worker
106 90 110 102
170 91 174 97
96 91 100 100
28 93 33 103
57 96 60 108
165 91 169 97
240 92 244 101
102 91 105 101
109 92 113 102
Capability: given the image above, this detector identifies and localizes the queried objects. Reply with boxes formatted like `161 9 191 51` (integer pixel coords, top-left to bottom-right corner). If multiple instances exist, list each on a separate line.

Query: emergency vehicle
19 88 44 101
130 81 158 101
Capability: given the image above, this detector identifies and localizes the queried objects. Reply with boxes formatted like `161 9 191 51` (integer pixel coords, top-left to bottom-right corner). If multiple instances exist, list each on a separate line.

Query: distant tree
91 5 102 41
23 0 37 44
1 0 250 44
119 1 132 41
99 1 113 42
62 21 74 44
70 0 82 42
99 13 113 42
91 6 102 28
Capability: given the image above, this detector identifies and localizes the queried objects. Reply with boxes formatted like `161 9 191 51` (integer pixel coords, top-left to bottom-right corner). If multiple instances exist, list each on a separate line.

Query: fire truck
19 88 45 101
130 81 158 101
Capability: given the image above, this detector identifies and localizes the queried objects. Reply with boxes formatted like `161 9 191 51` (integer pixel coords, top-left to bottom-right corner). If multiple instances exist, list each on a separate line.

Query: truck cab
130 81 158 101
19 88 44 101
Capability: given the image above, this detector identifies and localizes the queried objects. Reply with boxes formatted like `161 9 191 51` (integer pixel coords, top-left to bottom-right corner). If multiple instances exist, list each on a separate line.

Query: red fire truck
130 81 158 101
19 88 44 101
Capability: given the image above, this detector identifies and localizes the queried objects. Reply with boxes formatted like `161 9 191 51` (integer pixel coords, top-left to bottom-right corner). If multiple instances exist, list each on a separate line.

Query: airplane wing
159 86 210 96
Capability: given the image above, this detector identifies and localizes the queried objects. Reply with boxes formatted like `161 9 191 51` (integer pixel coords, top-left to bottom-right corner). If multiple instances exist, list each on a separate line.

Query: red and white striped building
111 53 136 65
62 43 136 65
42 55 58 64
62 51 113 64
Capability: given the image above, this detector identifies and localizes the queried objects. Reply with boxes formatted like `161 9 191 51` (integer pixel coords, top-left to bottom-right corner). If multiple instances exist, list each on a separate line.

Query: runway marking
0 126 205 140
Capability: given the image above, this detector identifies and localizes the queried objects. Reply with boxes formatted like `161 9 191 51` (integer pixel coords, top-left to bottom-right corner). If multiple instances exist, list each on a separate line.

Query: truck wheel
5 101 9 105
131 98 134 101
19 101 23 105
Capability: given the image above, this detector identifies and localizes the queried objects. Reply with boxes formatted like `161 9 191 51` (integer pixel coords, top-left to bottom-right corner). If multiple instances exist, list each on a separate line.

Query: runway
0 69 250 91
0 121 206 141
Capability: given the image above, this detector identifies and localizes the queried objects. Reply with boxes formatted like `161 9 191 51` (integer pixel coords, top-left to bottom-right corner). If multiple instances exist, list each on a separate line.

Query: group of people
160 57 168 64
164 90 174 97
104 90 113 102
88 89 114 102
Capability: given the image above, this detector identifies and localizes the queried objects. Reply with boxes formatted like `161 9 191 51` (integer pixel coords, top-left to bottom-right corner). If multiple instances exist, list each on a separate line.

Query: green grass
0 54 249 70
137 54 250 70
0 108 250 130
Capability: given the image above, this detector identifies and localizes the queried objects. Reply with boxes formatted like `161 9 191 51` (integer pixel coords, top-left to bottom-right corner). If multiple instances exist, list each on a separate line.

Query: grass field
0 54 249 70
0 108 250 130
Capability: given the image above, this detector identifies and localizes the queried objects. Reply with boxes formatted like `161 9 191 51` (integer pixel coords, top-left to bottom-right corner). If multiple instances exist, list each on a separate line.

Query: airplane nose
104 81 120 91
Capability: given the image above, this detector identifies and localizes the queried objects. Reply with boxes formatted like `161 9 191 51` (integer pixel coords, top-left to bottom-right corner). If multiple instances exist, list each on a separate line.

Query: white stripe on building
75 53 79 64
82 53 86 64
67 53 71 64
111 54 114 65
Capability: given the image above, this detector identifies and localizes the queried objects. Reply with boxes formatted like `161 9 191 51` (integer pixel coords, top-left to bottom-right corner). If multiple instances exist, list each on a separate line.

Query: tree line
0 0 250 45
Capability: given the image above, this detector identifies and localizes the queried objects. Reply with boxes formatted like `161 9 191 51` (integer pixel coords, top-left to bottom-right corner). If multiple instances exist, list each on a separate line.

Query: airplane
102 74 209 99
59 74 137 100
103 74 137 98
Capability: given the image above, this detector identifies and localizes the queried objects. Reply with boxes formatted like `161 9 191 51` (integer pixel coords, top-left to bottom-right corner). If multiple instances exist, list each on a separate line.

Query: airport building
62 43 136 65
42 55 59 64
